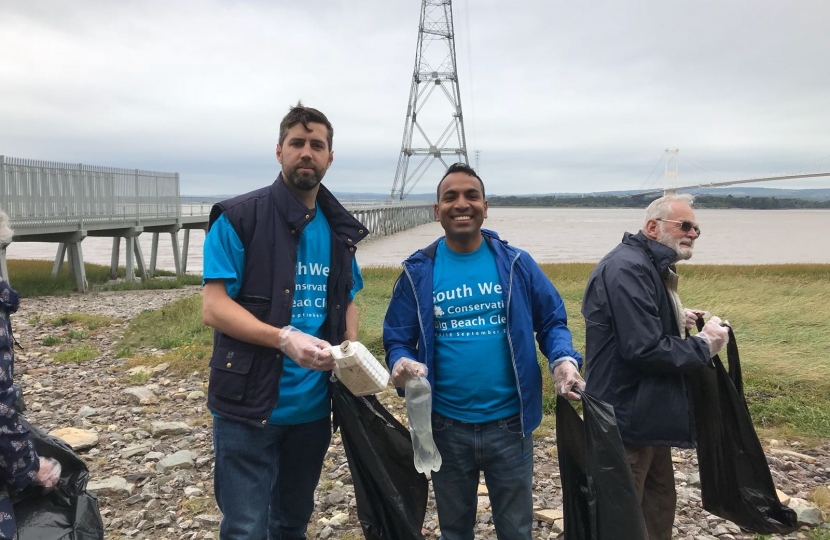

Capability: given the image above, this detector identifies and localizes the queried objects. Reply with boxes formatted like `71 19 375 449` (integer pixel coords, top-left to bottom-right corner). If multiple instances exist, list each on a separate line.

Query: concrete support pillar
110 237 120 279
169 231 181 277
150 232 160 277
181 229 191 274
52 243 67 277
67 241 88 292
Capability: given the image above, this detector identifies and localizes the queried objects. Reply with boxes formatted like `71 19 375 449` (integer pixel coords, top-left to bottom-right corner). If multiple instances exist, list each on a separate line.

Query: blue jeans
213 416 331 540
431 413 534 540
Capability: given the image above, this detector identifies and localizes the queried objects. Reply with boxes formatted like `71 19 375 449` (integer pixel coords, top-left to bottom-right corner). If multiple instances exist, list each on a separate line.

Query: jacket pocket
210 335 256 401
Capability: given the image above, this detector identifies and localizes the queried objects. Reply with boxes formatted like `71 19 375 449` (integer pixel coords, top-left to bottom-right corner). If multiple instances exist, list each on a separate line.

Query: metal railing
0 156 180 228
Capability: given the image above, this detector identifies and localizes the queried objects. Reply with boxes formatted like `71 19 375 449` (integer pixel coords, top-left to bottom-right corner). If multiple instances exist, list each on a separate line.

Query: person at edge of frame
382 162 584 540
0 208 62 539
581 193 730 540
201 102 367 540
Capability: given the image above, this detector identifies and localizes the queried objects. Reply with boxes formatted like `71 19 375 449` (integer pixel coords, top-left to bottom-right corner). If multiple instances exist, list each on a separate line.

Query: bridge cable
638 153 666 190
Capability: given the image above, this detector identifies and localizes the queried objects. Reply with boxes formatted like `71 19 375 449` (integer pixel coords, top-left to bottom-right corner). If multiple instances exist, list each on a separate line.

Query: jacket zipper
504 251 525 437
403 265 428 369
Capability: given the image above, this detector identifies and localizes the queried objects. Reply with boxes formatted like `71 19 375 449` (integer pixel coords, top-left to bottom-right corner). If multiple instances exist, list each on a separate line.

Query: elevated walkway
0 156 433 291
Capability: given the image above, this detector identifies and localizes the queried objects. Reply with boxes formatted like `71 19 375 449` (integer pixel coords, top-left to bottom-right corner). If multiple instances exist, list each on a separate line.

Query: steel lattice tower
391 0 469 200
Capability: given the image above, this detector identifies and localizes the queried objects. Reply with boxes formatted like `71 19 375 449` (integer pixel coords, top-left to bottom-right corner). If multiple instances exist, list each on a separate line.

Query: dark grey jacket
581 232 710 447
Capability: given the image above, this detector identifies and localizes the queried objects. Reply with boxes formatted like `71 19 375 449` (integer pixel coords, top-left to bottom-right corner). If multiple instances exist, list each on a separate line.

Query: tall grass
116 263 830 439
4 259 201 297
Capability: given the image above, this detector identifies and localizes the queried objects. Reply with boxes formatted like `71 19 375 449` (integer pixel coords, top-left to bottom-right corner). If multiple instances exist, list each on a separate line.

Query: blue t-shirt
203 206 363 425
431 239 519 422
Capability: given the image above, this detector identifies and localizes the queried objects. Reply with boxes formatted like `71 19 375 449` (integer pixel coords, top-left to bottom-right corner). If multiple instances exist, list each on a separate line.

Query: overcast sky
2 1 829 196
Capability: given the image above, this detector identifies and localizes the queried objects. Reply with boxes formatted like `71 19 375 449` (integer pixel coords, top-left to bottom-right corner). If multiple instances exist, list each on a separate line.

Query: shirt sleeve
202 213 246 298
349 257 364 302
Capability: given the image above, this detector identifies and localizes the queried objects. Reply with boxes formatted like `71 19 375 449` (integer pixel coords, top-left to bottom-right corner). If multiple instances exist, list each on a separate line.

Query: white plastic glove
684 309 706 331
33 457 61 492
278 326 335 370
695 316 730 358
552 360 584 401
391 358 427 388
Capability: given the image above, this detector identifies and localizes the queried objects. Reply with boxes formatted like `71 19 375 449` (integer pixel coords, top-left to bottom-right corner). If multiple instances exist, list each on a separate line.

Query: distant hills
182 187 830 204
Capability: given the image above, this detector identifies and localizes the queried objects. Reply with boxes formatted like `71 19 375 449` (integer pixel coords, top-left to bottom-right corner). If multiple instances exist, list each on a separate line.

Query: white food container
330 340 390 396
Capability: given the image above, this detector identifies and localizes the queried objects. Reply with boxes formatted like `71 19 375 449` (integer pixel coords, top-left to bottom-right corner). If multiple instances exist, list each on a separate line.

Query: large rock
88 476 135 498
795 506 824 526
120 442 153 459
122 386 155 404
48 427 98 451
155 450 194 472
150 421 193 437
533 508 564 524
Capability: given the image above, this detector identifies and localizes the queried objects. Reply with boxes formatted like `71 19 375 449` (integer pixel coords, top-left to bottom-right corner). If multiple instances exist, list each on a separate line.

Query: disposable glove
684 309 706 331
33 457 61 492
391 358 427 388
552 359 584 401
278 326 335 370
695 316 730 358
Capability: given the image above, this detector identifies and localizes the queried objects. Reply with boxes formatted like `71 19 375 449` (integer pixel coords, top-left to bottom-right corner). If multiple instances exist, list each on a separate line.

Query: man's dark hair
436 162 485 201
278 101 334 150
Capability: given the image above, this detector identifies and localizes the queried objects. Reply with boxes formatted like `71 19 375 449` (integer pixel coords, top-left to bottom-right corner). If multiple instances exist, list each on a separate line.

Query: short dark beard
286 162 326 191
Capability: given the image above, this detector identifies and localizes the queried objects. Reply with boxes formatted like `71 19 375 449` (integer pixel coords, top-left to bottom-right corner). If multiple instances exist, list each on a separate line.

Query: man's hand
552 360 584 401
695 316 730 357
684 309 706 331
33 457 61 492
391 358 427 388
278 326 335 370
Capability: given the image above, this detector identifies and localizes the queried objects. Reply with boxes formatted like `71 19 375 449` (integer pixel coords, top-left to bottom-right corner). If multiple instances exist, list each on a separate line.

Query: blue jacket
383 230 582 436
582 232 710 447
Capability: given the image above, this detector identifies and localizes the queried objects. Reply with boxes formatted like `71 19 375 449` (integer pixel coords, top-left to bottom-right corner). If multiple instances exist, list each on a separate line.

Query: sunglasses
656 218 701 236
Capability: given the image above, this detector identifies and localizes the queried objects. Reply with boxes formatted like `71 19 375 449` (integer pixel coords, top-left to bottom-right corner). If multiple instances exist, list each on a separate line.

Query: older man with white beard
580 194 730 540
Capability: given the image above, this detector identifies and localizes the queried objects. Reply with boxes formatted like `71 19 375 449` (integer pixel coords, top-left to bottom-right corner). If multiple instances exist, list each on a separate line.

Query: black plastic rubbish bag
12 419 104 540
330 379 427 540
556 389 647 540
688 323 797 535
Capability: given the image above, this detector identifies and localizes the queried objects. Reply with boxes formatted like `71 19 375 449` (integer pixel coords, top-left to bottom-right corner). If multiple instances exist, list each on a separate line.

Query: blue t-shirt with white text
203 206 363 425
431 239 519 422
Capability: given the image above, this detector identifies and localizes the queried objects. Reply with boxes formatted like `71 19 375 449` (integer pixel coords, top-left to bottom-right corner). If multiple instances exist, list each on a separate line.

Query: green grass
67 329 88 340
41 335 62 346
50 312 118 330
4 259 201 297
115 263 830 440
53 345 99 363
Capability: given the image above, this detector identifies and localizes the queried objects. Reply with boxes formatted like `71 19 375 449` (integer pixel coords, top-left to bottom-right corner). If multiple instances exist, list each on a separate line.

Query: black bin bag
12 419 104 540
556 389 647 540
330 379 427 540
688 323 797 534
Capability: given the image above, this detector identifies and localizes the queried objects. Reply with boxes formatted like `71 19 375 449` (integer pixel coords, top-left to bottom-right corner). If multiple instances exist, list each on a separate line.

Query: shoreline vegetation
6 259 830 442
487 194 830 210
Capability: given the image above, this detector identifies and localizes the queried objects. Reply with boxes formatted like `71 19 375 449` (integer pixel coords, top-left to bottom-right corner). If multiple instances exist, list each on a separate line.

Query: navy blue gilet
206 176 367 426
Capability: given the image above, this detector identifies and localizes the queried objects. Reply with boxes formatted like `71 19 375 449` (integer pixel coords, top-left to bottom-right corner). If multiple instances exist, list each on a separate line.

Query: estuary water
6 208 830 272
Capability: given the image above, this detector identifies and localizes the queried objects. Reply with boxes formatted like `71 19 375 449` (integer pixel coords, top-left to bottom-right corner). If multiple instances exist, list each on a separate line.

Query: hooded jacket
383 229 582 437
582 231 710 447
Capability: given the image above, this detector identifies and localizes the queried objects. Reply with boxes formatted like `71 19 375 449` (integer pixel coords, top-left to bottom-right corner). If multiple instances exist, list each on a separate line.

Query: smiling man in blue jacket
383 163 583 540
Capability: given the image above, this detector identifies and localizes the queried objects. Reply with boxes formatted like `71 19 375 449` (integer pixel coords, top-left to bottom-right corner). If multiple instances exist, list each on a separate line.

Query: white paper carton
330 340 390 396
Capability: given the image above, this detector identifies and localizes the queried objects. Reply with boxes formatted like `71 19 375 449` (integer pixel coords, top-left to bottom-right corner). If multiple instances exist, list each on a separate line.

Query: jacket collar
269 174 368 245
623 231 678 275
407 228 508 263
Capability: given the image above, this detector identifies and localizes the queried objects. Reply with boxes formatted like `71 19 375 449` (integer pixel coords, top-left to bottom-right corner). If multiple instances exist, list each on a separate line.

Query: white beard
657 227 694 261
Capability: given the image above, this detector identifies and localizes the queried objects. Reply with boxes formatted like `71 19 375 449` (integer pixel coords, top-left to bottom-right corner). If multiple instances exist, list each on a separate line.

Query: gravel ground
9 287 829 539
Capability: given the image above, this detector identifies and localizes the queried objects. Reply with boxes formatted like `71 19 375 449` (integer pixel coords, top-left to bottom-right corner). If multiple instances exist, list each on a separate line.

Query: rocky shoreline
10 287 829 539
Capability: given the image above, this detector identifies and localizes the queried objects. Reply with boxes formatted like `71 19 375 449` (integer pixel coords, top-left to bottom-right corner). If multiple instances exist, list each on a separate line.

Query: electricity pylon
391 0 469 200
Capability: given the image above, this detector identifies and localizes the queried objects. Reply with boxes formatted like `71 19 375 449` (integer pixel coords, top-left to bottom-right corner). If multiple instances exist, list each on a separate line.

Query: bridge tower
663 149 680 195
391 0 469 200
